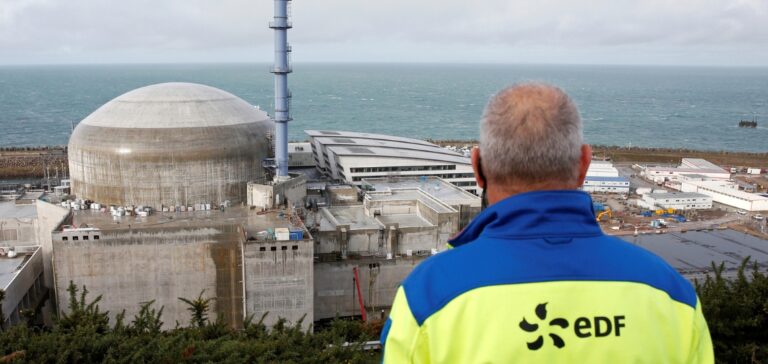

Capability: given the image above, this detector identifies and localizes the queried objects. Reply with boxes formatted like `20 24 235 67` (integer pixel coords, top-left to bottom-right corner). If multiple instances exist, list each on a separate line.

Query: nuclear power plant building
68 83 273 208
306 130 479 195
4 0 483 331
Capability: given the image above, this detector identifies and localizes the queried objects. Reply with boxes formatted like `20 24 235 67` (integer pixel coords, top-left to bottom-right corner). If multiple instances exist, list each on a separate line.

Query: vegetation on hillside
696 257 768 363
0 259 765 363
0 282 378 363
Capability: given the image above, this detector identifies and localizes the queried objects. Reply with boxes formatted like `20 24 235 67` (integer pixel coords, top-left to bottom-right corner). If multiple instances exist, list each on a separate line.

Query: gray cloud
0 0 767 65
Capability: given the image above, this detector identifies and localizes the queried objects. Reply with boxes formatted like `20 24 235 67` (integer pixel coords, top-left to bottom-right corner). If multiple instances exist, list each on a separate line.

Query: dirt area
733 175 768 192
0 147 68 179
728 220 768 240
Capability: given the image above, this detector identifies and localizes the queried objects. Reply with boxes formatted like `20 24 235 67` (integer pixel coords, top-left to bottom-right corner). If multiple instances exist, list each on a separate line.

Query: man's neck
485 180 578 206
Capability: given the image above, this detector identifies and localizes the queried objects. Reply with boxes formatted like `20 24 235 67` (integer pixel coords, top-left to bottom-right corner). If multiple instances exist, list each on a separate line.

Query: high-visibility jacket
381 190 713 363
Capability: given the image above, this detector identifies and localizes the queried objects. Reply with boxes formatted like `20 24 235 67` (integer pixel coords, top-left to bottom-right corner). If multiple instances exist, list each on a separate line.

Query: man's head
472 83 591 204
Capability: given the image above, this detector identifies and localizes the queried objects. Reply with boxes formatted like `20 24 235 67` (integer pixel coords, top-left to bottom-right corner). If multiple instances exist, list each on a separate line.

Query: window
292 245 298 250
270 246 277 251
62 236 68 241
72 236 79 241
259 247 266 251
93 236 99 240
83 236 89 240
281 246 288 251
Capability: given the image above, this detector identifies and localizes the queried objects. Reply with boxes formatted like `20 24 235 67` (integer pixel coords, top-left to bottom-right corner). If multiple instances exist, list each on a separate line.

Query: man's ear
471 146 487 189
576 144 592 187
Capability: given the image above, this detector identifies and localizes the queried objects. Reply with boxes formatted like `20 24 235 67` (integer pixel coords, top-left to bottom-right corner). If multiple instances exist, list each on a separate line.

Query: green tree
178 290 214 328
697 257 768 363
57 281 110 334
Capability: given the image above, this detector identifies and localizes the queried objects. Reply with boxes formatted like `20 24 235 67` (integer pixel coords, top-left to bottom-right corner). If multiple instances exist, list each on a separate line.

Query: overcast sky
1 0 767 66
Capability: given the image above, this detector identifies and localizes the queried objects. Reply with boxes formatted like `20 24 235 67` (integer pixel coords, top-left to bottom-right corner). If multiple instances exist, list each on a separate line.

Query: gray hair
479 83 583 185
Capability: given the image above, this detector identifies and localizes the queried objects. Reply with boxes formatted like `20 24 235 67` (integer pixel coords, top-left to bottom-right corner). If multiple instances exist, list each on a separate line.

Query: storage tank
68 82 273 207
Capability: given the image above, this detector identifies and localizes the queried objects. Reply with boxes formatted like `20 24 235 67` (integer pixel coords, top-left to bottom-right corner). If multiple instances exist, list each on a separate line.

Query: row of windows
351 173 475 182
350 165 457 173
62 235 99 241
658 199 702 203
258 245 299 251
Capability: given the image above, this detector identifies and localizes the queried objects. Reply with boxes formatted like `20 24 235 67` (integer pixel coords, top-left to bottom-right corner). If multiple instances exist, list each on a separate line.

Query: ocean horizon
0 63 766 152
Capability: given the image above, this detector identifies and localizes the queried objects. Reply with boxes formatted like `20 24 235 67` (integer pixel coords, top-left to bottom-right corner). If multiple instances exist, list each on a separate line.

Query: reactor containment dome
68 82 273 208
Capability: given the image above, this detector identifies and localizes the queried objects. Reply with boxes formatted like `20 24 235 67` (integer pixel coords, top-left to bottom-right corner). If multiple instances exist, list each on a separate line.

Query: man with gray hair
380 83 713 363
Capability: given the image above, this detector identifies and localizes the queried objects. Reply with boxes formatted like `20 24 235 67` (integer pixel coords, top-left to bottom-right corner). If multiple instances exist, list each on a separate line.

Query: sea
0 63 766 152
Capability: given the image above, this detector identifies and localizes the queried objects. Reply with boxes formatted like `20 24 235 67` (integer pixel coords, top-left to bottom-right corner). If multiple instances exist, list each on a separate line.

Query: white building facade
587 160 620 177
306 130 479 195
582 176 630 193
640 192 713 210
681 180 768 211
643 158 730 184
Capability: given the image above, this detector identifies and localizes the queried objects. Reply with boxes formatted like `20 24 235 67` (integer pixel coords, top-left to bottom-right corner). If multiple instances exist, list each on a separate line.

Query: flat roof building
639 192 713 210
310 176 480 321
582 176 630 194
587 160 620 177
643 158 730 184
0 246 46 328
681 180 768 211
306 130 479 195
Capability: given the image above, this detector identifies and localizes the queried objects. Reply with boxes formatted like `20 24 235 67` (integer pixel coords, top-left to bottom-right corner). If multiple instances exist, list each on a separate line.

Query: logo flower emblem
519 302 569 350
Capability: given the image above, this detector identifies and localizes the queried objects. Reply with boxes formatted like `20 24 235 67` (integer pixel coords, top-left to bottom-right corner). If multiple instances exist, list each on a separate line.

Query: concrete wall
52 225 244 330
327 186 358 206
314 257 428 321
247 175 307 209
242 239 313 329
398 228 440 254
0 216 37 246
2 248 44 327
35 201 69 290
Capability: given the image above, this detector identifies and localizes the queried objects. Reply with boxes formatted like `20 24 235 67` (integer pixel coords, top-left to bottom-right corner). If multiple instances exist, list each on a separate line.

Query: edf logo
520 302 626 350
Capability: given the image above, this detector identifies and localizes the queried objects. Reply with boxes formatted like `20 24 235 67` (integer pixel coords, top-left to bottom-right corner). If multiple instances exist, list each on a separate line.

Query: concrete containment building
68 83 273 208
52 206 314 330
306 130 478 194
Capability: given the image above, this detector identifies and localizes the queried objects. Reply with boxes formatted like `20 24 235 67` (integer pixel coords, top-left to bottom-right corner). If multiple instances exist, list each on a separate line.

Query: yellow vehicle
596 209 613 222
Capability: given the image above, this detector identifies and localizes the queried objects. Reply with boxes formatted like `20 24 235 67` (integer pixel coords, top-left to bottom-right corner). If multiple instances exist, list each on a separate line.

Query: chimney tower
270 0 292 179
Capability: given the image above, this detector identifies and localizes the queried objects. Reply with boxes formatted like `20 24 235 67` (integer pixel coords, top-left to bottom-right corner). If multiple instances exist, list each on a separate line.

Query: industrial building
309 176 480 320
0 246 46 327
582 176 630 193
6 0 767 337
681 180 768 211
0 193 70 327
306 130 479 195
587 160 620 177
68 82 273 208
51 206 313 330
643 158 730 184
287 142 315 168
639 192 713 210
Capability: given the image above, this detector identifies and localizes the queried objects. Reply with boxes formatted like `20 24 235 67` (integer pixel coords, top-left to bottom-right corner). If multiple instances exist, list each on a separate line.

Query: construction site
0 0 766 333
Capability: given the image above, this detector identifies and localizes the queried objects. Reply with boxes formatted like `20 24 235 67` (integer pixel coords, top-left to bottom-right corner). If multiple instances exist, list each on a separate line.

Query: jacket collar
449 190 603 247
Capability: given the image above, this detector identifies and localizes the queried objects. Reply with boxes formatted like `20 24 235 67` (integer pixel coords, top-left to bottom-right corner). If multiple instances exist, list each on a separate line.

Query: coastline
428 140 768 166
1 143 766 179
